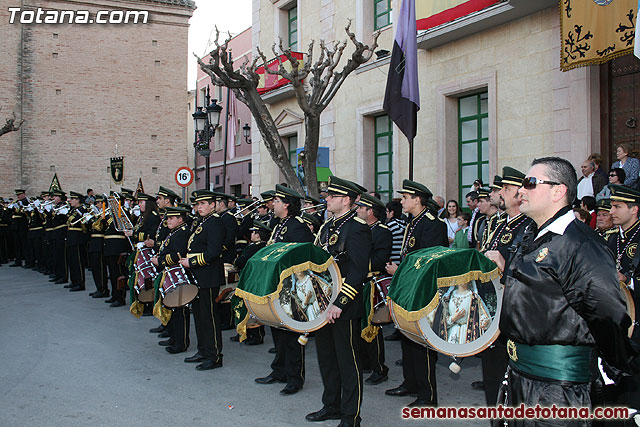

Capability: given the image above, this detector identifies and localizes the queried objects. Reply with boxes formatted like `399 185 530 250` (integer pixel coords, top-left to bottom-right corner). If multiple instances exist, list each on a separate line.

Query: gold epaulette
354 217 366 224
295 216 304 223
426 212 435 220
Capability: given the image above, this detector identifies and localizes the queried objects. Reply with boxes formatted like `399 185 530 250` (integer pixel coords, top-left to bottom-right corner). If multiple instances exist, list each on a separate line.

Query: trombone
234 200 261 218
301 203 325 212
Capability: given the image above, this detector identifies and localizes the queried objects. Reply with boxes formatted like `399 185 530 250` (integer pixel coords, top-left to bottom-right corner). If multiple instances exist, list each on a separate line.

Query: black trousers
316 318 363 426
0 228 9 262
191 287 222 361
270 327 305 387
53 237 67 280
481 335 509 406
66 244 84 287
13 230 26 262
361 331 387 375
105 255 125 302
493 366 591 427
400 336 438 404
168 305 190 350
88 251 107 293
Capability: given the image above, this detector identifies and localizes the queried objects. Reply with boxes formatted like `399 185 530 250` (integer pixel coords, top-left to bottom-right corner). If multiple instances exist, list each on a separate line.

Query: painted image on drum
279 270 333 322
427 280 496 345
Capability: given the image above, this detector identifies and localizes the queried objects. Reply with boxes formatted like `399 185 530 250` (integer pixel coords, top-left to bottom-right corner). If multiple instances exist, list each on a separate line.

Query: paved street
0 265 487 426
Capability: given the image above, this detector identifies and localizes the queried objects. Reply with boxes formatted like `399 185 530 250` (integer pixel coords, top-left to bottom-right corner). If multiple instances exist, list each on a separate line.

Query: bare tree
196 21 379 197
0 108 23 138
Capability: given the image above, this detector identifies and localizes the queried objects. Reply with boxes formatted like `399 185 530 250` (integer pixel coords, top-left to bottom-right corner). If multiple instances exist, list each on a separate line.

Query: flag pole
409 139 414 180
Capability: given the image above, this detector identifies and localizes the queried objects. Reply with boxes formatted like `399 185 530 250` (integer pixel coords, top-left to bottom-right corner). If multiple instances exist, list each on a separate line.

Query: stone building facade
250 0 610 204
0 0 194 197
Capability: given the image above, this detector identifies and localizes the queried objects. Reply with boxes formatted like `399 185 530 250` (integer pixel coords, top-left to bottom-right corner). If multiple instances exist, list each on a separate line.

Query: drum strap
507 340 592 383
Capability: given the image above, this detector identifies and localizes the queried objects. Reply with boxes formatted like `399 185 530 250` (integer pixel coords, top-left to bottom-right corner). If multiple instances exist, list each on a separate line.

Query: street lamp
193 86 222 190
242 123 251 144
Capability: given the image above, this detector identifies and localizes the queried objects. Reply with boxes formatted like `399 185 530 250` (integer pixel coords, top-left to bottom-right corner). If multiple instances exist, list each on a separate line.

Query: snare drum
388 247 503 358
235 242 342 334
218 263 240 303
160 265 198 308
371 275 392 324
134 247 158 303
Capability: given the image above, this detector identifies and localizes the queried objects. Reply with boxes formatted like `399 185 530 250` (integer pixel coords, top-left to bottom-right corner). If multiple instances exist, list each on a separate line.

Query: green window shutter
458 92 489 207
288 7 298 51
374 0 392 30
374 114 393 203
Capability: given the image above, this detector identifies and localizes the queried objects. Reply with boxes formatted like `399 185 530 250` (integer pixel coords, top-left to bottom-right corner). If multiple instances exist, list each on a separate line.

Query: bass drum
236 242 342 334
388 247 503 358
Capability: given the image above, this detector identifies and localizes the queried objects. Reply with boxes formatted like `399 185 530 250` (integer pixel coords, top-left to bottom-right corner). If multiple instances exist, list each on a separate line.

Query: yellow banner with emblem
560 0 636 71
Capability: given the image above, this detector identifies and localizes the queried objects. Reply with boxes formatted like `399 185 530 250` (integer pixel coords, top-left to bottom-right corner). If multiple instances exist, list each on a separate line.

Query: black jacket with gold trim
154 214 170 252
220 210 239 264
66 206 88 246
132 210 161 244
482 212 533 266
157 223 190 269
269 215 314 244
186 212 225 288
607 220 640 290
103 214 129 257
401 207 449 256
316 210 372 319
87 216 105 253
370 221 392 275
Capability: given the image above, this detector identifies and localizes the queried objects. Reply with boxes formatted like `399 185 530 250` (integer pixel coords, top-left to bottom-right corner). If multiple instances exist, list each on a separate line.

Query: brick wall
0 0 194 198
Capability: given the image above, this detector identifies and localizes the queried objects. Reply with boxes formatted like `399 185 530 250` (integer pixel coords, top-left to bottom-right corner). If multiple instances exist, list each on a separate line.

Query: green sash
507 340 593 383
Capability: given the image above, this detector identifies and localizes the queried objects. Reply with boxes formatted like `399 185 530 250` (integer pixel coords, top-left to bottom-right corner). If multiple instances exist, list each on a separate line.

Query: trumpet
53 203 70 215
69 207 111 226
234 200 261 218
301 203 325 212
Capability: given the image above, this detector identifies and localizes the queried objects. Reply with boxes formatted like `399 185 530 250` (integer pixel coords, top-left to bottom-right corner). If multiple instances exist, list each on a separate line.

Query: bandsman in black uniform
301 212 322 235
50 191 69 284
595 198 616 241
260 190 279 229
384 180 448 408
151 206 192 354
0 198 12 264
25 196 45 270
306 177 371 427
492 158 638 426
65 192 88 291
256 184 314 396
213 193 239 265
474 188 495 251
355 192 392 386
88 195 109 298
304 195 325 224
180 190 226 371
9 189 29 267
480 167 532 406
103 191 132 307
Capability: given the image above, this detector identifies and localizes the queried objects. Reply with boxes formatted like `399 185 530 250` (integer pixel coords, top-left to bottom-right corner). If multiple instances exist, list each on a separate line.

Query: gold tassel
153 299 172 326
129 300 143 318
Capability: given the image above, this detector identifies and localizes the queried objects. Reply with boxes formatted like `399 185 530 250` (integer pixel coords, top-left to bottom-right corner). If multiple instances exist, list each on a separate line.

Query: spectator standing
452 212 471 249
611 143 640 189
385 200 406 265
596 167 625 201
441 199 461 246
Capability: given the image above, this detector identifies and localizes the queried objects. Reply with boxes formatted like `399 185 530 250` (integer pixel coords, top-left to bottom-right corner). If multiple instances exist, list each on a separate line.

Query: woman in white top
441 199 461 246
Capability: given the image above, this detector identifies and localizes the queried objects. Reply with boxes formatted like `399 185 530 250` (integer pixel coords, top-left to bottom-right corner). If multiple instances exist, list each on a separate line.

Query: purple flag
383 0 420 142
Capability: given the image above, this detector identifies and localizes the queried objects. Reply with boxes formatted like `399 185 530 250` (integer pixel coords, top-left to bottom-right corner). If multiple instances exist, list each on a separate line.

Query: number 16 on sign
175 166 194 187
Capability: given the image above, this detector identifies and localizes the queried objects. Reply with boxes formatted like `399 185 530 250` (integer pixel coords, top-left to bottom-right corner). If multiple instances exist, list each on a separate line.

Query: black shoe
230 334 240 342
184 352 205 363
408 398 436 408
69 286 85 292
10 262 22 267
89 291 100 297
158 330 170 338
63 284 73 288
93 292 109 299
471 381 484 390
385 386 414 397
158 340 174 347
166 346 188 354
255 375 286 385
394 359 402 366
196 358 222 371
105 297 116 303
109 301 125 307
55 279 68 285
280 384 302 395
385 330 402 341
23 263 35 268
49 277 59 282
244 337 264 346
305 407 341 422
365 370 389 385
150 325 165 333
268 347 276 354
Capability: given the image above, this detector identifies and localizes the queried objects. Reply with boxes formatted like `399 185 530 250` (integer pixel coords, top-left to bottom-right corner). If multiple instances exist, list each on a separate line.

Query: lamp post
242 123 251 144
193 86 222 190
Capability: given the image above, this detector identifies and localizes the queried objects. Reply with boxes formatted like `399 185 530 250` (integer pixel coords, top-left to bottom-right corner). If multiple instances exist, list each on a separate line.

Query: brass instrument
53 203 70 215
301 203 325 212
104 193 135 250
234 200 261 218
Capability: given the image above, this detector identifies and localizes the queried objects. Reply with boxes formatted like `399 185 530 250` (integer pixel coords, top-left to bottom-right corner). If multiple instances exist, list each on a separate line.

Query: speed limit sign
175 166 194 187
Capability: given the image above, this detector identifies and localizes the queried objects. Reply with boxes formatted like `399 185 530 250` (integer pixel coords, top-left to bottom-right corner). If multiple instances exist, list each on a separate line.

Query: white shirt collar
535 209 575 240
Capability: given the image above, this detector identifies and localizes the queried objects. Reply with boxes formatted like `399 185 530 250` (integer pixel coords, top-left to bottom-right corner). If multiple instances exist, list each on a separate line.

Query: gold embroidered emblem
339 295 348 305
500 232 513 245
195 226 202 235
535 247 549 263
329 233 339 245
627 243 637 259
507 340 518 361
281 226 287 236
408 236 416 248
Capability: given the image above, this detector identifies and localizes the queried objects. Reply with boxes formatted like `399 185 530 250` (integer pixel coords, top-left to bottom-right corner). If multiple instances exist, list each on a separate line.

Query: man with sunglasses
481 166 533 406
488 157 638 425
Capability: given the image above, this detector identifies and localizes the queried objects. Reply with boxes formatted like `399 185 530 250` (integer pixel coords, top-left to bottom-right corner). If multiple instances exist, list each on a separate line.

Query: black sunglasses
609 174 617 177
522 176 561 190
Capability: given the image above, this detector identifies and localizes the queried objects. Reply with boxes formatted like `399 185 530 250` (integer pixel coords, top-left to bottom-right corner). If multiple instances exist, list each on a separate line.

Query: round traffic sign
175 166 194 187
